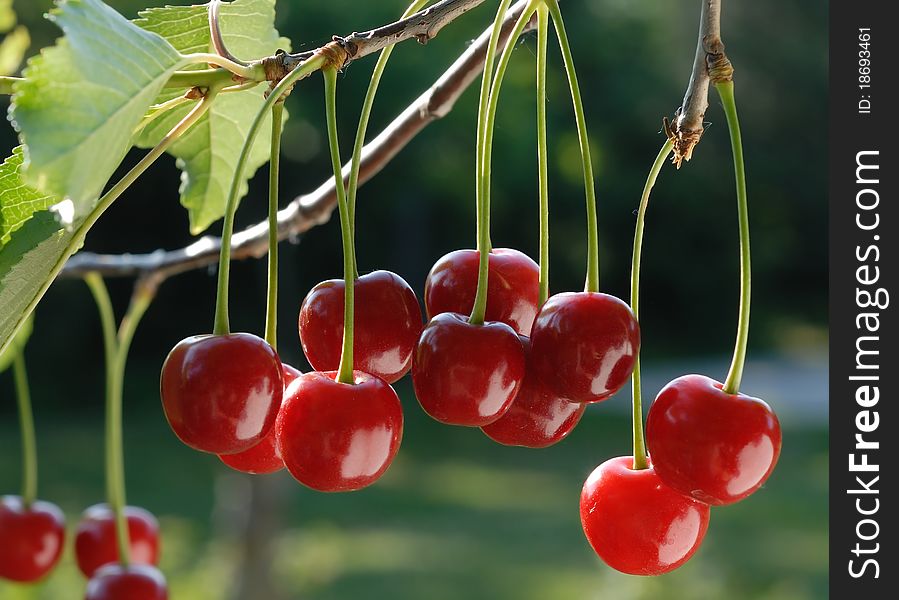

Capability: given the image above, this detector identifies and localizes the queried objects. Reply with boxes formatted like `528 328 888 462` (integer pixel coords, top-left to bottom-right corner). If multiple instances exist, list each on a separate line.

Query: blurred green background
1 0 827 598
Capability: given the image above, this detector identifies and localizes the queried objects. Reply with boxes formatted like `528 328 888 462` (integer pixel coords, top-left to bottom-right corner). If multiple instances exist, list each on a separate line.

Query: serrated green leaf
8 0 183 220
0 146 56 246
134 0 290 234
0 210 77 357
0 311 32 372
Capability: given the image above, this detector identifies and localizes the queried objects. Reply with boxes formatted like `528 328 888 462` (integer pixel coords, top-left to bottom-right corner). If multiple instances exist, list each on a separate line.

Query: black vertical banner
830 1 897 597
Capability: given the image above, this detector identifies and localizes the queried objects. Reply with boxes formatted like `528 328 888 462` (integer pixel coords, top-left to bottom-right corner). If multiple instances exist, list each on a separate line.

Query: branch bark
670 0 732 167
61 0 536 281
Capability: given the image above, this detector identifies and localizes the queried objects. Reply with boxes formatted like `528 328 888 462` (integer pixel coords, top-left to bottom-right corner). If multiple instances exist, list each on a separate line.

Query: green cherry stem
12 351 37 508
265 102 285 350
469 0 519 326
716 80 751 395
323 67 357 385
536 2 550 305
544 0 600 293
629 140 673 471
212 54 328 336
85 273 131 565
347 0 430 277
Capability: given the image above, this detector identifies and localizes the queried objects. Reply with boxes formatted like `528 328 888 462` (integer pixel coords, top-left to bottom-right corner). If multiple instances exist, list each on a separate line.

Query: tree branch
61 0 536 281
669 0 732 167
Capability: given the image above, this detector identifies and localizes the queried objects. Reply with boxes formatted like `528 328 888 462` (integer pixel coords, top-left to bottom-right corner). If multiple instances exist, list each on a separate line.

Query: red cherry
160 333 283 455
580 456 710 576
529 292 639 403
85 563 168 600
74 504 160 578
424 248 540 336
276 370 403 492
646 374 782 505
412 312 526 426
219 364 302 475
481 336 585 447
299 270 423 384
0 496 65 582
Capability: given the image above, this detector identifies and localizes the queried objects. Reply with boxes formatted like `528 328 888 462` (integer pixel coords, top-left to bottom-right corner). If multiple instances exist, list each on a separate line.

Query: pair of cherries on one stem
414 247 639 446
579 379 782 576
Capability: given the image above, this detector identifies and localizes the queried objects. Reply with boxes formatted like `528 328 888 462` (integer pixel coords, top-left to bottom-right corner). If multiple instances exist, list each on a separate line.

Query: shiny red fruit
299 270 423 384
481 336 585 447
277 370 403 492
412 312 526 426
75 504 160 578
424 248 540 336
0 496 65 582
160 333 283 455
85 563 168 600
529 292 639 403
580 456 710 576
219 364 302 475
646 374 782 505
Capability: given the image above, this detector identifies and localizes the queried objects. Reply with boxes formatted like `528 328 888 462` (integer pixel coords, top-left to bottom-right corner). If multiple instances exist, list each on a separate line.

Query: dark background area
1 1 827 598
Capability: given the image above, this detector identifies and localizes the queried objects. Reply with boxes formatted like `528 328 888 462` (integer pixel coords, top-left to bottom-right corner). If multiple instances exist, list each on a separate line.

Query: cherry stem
323 67 357 385
347 0 430 278
545 0 600 293
716 80 751 395
536 2 550 305
629 140 673 471
213 55 328 337
469 0 515 326
265 102 285 351
12 351 37 508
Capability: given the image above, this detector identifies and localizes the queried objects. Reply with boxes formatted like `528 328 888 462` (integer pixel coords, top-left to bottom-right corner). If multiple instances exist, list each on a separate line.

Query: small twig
670 0 732 167
209 0 248 66
61 0 536 281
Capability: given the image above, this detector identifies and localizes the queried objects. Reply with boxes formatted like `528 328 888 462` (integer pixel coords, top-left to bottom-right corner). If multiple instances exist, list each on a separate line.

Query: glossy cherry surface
276 370 403 492
413 312 525 427
580 456 710 576
299 270 423 384
0 496 65 582
529 292 639 403
481 336 585 447
85 563 168 600
219 364 302 474
424 248 540 336
74 504 160 578
160 333 283 455
646 374 782 505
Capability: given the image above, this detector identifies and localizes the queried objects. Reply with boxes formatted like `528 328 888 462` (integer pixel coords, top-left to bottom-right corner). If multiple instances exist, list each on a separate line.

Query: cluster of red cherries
0 499 162 594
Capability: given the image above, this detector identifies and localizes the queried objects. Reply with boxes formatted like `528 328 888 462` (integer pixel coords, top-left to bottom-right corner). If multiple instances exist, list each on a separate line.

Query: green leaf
0 211 78 357
8 0 183 220
0 146 56 246
0 24 30 76
0 311 32 373
134 0 290 234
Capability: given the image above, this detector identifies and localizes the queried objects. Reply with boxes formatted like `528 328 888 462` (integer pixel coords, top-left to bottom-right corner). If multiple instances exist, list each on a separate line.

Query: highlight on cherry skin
481 335 586 448
0 496 66 583
84 563 168 600
412 312 526 427
299 270 423 384
276 370 404 492
219 363 302 475
579 456 710 576
74 503 161 578
529 291 640 403
424 248 540 336
160 332 284 455
646 374 782 505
